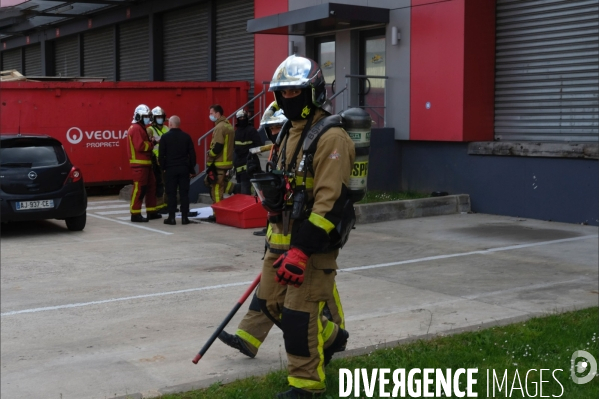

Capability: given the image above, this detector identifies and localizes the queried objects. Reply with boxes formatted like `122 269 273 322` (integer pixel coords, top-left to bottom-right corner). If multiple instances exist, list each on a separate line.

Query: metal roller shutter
55 35 79 77
163 4 209 81
83 26 115 81
1 48 21 72
495 0 599 142
119 18 149 81
216 0 254 98
24 44 41 76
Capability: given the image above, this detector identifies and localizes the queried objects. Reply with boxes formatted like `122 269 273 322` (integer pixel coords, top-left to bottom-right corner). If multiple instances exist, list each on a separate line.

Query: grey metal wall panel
400 141 599 226
83 26 115 80
119 18 150 81
24 44 41 76
163 3 209 81
495 0 599 142
54 35 79 77
216 0 254 98
1 48 21 71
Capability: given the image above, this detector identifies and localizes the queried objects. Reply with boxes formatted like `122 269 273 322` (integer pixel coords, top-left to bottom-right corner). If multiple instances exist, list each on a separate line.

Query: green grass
163 308 598 398
356 190 429 204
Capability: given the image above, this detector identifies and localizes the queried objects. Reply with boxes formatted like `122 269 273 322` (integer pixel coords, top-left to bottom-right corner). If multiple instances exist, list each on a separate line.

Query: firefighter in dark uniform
233 109 263 195
234 55 355 398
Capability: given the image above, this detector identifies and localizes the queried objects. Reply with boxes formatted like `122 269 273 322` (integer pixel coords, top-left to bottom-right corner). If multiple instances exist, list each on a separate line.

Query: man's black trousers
165 165 190 217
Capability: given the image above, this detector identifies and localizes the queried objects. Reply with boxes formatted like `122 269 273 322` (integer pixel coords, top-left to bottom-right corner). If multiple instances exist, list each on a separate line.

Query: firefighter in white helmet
147 106 169 214
220 56 355 398
218 101 345 363
250 107 288 236
126 104 160 222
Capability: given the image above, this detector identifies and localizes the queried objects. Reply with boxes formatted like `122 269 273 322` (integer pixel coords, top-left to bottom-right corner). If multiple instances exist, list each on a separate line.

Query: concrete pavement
1 197 597 398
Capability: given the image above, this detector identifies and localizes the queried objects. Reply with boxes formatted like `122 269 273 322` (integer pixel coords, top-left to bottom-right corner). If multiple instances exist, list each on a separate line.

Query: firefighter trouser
236 169 252 195
152 157 167 211
236 282 345 357
255 250 341 393
130 166 157 215
208 169 234 203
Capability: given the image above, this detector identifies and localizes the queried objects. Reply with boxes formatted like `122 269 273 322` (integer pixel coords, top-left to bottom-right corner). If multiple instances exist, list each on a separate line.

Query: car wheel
65 212 86 231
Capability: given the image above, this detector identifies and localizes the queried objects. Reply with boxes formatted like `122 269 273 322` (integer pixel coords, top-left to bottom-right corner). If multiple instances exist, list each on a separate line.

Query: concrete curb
117 189 471 223
355 194 471 224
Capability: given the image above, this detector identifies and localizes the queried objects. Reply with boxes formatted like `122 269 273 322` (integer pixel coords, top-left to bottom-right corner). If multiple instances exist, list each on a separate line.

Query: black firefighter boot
181 213 190 225
217 330 255 358
163 214 176 225
131 214 148 223
323 328 349 366
276 387 322 398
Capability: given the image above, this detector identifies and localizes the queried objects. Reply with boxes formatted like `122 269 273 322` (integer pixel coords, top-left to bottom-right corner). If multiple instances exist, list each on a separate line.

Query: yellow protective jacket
147 125 169 159
207 116 234 170
266 108 355 258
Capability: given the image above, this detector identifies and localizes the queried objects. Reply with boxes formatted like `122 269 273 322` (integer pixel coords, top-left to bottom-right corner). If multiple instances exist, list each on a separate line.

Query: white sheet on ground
176 207 213 219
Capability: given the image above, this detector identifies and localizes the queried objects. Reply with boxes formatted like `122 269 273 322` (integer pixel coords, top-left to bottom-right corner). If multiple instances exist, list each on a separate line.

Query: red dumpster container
0 81 249 185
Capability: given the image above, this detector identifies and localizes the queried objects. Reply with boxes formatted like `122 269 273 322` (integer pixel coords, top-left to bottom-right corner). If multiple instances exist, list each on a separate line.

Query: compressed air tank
341 108 371 203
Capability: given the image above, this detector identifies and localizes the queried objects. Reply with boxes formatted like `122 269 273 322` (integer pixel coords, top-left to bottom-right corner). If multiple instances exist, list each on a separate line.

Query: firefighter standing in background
147 106 169 214
250 108 288 237
127 104 161 222
205 104 235 204
246 56 355 398
233 109 263 195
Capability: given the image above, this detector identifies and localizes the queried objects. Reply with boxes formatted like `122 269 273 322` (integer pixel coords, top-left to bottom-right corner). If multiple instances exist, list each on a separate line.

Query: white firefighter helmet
259 101 279 125
132 104 151 123
269 55 327 108
151 106 166 118
259 109 287 143
260 109 287 127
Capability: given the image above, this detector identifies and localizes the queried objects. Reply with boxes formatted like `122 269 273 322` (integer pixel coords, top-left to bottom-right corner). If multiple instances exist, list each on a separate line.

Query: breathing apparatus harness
251 113 356 249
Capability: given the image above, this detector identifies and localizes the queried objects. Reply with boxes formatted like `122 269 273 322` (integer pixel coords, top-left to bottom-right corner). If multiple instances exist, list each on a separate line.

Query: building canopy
247 3 389 36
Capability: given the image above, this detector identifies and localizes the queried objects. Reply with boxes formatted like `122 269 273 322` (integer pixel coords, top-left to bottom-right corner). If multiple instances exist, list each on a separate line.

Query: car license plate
16 199 54 210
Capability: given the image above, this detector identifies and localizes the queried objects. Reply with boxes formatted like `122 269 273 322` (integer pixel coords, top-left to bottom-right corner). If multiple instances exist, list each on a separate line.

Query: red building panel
254 0 289 115
410 0 495 141
463 0 496 142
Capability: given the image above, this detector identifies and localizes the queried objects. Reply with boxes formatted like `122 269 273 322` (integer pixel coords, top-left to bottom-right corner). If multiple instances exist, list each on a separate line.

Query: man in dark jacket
158 115 196 225
233 109 263 194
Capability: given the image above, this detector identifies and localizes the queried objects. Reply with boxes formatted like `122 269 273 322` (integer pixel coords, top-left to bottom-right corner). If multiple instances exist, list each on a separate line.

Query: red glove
273 248 309 287
206 170 216 184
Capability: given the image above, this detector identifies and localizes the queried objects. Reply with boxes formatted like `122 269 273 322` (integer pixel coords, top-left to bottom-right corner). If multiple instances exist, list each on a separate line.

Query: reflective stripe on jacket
234 125 263 168
127 123 153 166
266 109 355 255
207 116 234 169
147 125 169 158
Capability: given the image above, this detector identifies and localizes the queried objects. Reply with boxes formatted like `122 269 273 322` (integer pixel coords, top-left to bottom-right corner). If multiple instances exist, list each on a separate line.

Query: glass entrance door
316 37 336 101
360 31 386 127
